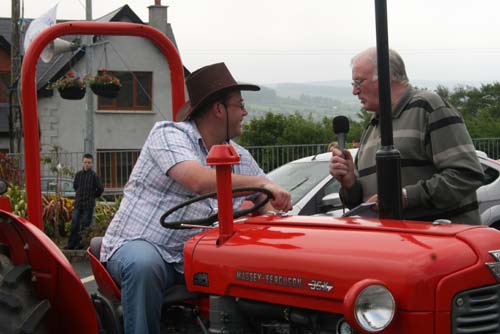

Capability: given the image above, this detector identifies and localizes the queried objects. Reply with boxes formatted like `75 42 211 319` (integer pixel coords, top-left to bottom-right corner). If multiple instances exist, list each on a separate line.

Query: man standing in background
66 153 103 250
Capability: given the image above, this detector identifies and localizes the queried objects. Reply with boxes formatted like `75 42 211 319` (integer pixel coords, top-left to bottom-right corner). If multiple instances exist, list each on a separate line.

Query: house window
97 150 140 188
0 72 10 103
97 71 152 111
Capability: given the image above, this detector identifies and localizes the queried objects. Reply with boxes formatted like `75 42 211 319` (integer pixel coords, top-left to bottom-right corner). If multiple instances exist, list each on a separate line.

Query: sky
2 0 500 86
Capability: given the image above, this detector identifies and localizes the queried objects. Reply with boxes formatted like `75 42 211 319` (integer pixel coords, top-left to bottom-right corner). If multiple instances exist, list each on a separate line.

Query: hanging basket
90 84 121 98
58 86 86 100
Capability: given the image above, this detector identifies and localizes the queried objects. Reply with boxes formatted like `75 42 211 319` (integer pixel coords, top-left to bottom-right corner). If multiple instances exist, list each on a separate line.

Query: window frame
97 150 140 189
97 71 153 111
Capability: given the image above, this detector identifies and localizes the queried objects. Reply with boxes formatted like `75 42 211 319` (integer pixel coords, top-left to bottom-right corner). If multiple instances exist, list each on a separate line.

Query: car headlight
355 284 395 332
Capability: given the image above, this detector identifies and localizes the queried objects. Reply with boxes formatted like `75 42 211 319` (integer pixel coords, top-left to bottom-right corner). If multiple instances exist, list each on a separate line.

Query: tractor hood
184 215 500 314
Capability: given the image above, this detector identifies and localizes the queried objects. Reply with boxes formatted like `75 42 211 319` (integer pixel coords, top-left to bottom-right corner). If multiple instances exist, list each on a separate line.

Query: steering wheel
160 187 274 229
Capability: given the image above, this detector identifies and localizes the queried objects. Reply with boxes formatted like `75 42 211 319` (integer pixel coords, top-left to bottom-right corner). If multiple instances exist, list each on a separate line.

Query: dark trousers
68 206 94 249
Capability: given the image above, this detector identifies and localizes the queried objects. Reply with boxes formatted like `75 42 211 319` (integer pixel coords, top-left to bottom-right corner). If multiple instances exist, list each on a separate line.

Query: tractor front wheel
0 251 51 333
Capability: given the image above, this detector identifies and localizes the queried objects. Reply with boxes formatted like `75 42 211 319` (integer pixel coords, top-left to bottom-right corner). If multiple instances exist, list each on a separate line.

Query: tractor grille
452 284 500 334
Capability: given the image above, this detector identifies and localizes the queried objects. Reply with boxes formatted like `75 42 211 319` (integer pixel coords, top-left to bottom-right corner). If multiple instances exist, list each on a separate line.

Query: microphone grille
332 116 350 134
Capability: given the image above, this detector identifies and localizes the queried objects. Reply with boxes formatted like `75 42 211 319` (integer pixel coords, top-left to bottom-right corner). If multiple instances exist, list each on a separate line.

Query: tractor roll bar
21 22 186 229
374 0 403 219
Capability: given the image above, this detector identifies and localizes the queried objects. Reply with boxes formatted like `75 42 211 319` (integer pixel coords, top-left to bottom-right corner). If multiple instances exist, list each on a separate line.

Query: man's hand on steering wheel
261 182 292 212
161 187 277 229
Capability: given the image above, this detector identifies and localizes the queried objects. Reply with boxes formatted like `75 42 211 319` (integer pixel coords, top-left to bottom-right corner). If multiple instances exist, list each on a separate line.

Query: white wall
39 33 178 153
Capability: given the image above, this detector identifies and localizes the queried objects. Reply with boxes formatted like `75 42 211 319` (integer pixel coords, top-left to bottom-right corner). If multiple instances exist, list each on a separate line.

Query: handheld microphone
332 116 350 150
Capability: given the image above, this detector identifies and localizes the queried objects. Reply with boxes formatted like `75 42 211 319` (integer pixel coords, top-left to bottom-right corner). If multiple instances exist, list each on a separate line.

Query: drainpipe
84 0 95 156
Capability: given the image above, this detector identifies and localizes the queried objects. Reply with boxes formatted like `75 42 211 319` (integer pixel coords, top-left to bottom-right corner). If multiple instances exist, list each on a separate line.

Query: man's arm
406 105 484 209
167 160 291 212
95 174 104 198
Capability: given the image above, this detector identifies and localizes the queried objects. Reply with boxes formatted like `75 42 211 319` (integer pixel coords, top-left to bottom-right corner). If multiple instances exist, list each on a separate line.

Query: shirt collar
367 86 414 127
392 86 414 119
187 120 207 154
189 119 235 155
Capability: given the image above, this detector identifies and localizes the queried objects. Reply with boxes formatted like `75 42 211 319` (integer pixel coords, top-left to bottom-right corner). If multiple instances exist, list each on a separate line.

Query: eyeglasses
224 102 246 110
351 79 366 89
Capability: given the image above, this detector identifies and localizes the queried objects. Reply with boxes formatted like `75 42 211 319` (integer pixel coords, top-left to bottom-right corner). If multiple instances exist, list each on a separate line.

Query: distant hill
266 82 354 102
242 79 484 122
243 82 360 121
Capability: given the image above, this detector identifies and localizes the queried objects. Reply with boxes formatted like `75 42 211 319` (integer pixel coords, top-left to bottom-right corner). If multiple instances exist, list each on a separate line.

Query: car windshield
267 161 330 205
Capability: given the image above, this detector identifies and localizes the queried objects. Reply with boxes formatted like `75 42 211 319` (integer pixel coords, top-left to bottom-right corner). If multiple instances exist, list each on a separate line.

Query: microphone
332 116 350 150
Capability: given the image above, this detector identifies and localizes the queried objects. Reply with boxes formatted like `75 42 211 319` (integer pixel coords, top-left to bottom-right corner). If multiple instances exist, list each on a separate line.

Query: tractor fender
0 210 98 333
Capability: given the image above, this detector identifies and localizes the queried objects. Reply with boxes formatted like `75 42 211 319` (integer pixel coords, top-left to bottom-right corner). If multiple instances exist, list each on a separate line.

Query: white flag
23 5 58 54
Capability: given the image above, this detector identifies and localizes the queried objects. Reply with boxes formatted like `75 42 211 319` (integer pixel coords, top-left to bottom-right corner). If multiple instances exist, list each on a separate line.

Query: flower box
47 71 86 100
90 83 121 98
58 86 86 100
86 69 121 98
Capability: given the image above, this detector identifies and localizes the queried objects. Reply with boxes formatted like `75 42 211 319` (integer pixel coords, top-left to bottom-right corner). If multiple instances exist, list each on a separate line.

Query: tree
238 112 362 147
440 82 500 138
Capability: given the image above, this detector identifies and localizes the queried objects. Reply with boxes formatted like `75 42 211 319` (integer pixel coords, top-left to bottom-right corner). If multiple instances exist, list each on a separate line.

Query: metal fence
472 138 500 160
5 138 500 190
246 144 329 173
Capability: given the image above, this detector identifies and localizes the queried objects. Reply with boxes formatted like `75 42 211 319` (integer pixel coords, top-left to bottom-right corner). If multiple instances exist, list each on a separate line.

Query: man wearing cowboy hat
100 62 292 334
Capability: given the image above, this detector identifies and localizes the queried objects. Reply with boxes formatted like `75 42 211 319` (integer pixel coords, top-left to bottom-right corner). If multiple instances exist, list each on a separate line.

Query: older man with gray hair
329 47 484 224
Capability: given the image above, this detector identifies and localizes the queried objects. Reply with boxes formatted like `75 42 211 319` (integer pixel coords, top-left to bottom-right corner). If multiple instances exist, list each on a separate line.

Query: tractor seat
88 237 202 304
90 236 103 259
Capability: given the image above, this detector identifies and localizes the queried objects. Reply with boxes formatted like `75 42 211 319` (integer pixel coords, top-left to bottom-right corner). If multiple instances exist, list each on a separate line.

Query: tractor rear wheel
0 251 51 333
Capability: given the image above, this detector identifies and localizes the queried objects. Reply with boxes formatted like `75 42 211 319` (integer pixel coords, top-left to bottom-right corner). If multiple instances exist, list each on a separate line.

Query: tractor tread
20 299 51 334
0 290 21 310
5 264 31 287
0 243 10 257
0 255 49 333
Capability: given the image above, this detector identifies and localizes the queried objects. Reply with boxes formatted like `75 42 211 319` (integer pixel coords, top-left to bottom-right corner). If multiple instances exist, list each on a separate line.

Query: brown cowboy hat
176 62 260 121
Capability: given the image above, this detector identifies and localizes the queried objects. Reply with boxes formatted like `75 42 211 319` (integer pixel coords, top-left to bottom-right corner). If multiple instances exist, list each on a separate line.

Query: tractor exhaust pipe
206 144 240 245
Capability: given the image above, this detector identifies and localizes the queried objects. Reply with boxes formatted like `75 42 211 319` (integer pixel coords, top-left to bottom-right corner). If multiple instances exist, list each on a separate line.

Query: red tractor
3 13 500 334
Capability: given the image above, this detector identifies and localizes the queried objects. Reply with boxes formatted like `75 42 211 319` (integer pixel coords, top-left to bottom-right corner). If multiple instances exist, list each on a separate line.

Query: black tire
0 251 51 333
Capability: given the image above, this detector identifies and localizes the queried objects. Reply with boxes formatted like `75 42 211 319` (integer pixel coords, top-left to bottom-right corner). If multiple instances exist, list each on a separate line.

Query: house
1 1 188 192
0 22 15 152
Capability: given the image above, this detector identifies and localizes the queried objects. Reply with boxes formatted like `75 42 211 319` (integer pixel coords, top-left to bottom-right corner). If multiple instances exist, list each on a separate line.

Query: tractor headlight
354 285 395 332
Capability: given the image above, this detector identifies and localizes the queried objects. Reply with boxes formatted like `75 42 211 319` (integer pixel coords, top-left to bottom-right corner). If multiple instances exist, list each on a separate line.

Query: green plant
85 68 121 87
5 185 27 218
82 197 122 245
41 145 75 178
42 196 73 239
47 71 86 90
40 146 75 239
0 153 23 186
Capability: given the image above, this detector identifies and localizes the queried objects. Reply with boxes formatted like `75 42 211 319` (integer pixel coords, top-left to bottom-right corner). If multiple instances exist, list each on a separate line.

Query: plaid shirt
73 169 103 209
100 121 265 272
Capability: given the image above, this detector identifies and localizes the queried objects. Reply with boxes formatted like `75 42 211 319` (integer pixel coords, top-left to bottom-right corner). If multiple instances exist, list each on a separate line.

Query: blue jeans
106 239 183 334
68 206 94 249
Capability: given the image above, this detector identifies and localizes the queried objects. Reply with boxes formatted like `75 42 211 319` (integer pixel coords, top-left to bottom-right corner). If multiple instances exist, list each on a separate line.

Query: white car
41 176 75 198
477 154 500 228
267 150 500 227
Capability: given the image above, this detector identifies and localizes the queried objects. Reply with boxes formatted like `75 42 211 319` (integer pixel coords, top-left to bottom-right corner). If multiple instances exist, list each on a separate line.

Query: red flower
47 72 85 90
86 69 121 87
